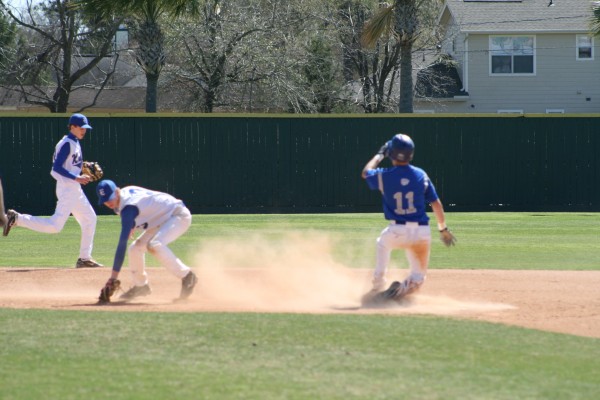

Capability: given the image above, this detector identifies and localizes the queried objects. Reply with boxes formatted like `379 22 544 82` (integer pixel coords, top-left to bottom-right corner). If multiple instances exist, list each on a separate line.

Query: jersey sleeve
424 174 439 203
364 168 385 191
52 142 77 179
111 205 139 273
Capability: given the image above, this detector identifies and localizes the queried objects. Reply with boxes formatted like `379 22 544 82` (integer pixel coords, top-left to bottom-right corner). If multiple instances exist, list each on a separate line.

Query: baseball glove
439 227 457 247
377 141 391 157
98 278 121 304
81 161 104 182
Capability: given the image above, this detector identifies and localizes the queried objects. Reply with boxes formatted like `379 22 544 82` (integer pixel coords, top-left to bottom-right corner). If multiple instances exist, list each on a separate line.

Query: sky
5 0 40 11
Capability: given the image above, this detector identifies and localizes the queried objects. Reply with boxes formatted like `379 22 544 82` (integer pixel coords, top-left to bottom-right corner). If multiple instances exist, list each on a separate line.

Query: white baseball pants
128 205 192 286
16 181 96 259
372 222 431 290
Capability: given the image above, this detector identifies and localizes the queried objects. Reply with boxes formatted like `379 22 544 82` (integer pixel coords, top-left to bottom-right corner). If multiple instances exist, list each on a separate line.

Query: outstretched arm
430 199 446 230
431 199 456 246
109 206 138 279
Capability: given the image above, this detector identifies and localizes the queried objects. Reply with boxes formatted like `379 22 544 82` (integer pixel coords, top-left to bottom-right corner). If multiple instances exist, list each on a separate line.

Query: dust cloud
192 231 369 311
191 232 513 314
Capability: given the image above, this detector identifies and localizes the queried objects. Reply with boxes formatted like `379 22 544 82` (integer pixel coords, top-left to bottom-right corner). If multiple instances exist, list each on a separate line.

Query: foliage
334 0 401 113
300 37 342 113
164 0 272 112
0 0 447 113
361 0 443 113
0 8 17 81
592 1 600 36
76 0 203 113
163 0 349 113
0 0 122 112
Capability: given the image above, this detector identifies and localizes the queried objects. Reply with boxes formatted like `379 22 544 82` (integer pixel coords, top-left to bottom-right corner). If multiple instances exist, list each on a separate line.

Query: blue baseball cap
68 113 92 129
96 180 117 205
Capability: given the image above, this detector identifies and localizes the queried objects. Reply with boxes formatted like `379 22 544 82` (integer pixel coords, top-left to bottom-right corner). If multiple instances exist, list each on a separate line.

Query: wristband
437 223 447 232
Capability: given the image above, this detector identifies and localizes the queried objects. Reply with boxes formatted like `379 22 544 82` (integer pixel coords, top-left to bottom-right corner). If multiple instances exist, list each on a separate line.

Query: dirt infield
1 267 598 338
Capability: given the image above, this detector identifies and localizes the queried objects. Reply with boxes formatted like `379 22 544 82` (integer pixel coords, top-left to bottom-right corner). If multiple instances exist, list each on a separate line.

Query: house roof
442 0 596 33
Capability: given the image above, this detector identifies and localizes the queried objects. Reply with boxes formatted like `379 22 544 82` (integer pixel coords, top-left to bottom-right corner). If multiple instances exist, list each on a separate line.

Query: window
497 109 524 114
490 36 535 75
546 109 564 114
576 35 593 60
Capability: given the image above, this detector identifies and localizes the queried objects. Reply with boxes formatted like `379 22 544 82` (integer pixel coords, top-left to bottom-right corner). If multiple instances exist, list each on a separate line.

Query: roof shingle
444 0 595 33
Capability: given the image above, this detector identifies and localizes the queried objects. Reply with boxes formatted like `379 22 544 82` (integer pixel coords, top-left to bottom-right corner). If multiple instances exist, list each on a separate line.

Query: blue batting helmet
387 133 414 162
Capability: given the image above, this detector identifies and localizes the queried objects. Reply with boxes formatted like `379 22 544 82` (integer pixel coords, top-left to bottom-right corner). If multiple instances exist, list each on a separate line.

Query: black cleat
76 258 104 268
380 281 402 300
120 284 152 300
180 271 198 300
3 209 17 237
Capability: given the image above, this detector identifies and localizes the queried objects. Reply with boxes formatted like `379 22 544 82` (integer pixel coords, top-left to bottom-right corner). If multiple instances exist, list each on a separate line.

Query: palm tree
592 1 600 36
361 0 420 113
77 0 202 112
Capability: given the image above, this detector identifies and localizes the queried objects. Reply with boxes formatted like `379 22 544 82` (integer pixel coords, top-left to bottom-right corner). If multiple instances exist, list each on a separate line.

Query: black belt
394 220 429 226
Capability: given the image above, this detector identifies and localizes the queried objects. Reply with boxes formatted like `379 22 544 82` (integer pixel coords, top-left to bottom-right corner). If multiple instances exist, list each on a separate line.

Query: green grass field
1 212 599 399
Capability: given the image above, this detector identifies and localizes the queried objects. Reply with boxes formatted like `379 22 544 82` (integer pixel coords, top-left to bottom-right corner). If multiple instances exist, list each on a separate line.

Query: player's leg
70 189 99 266
117 230 154 300
146 206 197 299
13 189 74 234
396 227 431 298
128 228 154 287
146 206 192 279
372 224 407 290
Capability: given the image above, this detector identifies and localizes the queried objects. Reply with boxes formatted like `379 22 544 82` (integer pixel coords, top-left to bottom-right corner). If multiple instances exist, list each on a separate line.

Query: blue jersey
365 165 439 224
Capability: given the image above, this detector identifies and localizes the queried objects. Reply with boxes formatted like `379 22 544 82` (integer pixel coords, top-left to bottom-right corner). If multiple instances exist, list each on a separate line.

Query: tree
164 0 266 113
77 0 203 113
162 0 344 113
334 0 402 113
0 8 17 79
361 0 425 113
0 0 122 112
301 37 340 113
593 1 600 36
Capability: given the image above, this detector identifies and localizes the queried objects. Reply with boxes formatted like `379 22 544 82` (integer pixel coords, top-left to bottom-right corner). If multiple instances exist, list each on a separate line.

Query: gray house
414 0 599 114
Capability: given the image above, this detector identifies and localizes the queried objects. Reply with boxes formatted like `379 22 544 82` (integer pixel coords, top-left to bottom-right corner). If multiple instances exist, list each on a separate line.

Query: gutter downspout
463 33 469 92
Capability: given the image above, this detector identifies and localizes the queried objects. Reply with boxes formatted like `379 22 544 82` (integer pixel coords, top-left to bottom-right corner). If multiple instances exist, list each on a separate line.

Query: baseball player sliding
2 114 102 268
96 180 198 303
361 133 456 306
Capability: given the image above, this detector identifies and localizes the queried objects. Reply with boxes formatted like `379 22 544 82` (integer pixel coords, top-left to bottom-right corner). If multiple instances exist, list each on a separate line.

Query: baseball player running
2 114 102 268
361 133 456 305
96 179 198 302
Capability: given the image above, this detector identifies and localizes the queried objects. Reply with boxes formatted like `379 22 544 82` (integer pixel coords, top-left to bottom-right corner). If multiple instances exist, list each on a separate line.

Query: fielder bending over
96 179 198 302
3 114 102 269
361 133 456 305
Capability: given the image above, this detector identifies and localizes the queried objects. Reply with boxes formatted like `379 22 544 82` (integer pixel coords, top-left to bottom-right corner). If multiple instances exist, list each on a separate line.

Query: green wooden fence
1 114 599 215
